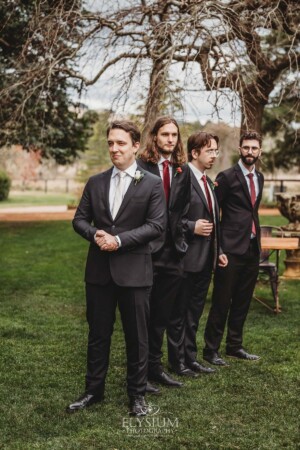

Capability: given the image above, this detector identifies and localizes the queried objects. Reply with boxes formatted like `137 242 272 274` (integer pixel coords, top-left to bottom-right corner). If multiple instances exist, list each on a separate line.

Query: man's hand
95 230 118 252
218 253 228 267
194 219 213 236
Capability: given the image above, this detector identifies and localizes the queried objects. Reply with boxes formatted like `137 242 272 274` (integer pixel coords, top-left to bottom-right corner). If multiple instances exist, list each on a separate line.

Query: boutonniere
134 170 144 185
174 167 183 177
211 181 218 190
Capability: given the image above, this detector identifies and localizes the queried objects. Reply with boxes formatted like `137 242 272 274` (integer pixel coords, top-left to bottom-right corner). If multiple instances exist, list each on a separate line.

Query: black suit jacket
73 166 166 287
137 159 190 258
215 163 264 255
184 169 221 272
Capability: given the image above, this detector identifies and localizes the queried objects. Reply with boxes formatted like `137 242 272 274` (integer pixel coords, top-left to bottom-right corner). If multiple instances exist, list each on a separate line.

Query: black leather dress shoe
187 361 216 374
226 349 261 361
169 363 198 378
203 352 229 366
66 393 103 413
146 382 161 395
148 370 183 387
129 395 148 416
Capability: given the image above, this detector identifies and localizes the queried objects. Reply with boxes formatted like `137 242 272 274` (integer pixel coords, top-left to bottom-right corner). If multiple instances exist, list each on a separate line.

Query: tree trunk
240 93 265 135
141 58 168 144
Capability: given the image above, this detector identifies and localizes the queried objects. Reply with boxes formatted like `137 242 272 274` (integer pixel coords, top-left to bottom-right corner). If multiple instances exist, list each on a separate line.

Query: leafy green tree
0 0 95 164
78 110 112 182
262 95 300 173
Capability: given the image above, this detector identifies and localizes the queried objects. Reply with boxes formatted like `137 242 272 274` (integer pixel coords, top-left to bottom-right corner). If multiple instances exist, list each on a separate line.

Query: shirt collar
112 161 137 178
188 162 205 180
158 155 172 165
238 159 256 177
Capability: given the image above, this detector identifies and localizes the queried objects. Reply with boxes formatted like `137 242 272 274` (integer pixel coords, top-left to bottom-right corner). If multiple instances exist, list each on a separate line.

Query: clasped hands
95 230 118 252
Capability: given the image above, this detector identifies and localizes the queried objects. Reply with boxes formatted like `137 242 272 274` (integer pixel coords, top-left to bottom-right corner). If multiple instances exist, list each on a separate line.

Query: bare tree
1 0 299 146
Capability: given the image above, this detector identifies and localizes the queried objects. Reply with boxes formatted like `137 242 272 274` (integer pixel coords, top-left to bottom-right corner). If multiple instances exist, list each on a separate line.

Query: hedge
0 170 11 201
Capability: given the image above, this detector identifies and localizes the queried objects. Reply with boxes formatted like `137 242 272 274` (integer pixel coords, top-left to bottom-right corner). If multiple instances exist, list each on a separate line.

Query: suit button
112 225 115 229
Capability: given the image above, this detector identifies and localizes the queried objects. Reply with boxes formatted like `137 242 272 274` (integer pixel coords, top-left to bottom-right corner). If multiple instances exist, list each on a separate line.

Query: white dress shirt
94 161 138 248
109 161 137 212
188 162 216 222
238 160 259 202
238 160 259 238
158 155 173 186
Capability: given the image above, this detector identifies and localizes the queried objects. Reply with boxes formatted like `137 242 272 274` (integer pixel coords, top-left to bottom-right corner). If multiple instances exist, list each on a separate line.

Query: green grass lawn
0 216 299 450
0 191 76 208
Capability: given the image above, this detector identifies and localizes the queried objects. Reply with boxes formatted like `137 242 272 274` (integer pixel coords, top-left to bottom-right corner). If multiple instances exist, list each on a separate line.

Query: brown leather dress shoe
226 349 261 361
129 395 148 416
66 393 103 413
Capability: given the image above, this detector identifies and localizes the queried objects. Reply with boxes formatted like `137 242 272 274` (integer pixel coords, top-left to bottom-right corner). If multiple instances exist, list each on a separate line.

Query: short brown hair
107 120 141 144
187 131 219 162
240 131 262 148
139 116 186 165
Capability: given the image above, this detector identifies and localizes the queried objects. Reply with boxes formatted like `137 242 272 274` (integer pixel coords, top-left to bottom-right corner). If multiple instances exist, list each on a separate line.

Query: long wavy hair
139 116 186 165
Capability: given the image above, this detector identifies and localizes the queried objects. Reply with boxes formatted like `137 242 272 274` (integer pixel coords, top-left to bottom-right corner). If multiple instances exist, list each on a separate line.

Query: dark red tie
202 175 213 218
247 173 256 235
162 160 170 203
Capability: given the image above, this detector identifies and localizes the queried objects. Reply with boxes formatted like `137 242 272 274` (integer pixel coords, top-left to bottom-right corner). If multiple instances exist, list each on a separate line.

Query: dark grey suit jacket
184 169 221 272
137 159 190 258
73 166 166 287
215 163 264 255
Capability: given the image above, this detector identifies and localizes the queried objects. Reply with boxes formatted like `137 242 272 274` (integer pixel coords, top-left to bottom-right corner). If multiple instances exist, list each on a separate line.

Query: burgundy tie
162 160 170 203
202 175 213 218
247 173 256 235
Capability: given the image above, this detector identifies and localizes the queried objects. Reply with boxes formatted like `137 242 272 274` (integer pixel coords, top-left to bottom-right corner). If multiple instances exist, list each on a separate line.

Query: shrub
0 170 11 201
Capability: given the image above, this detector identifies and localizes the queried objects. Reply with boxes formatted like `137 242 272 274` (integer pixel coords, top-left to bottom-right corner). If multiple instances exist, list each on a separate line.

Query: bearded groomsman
67 120 166 416
203 131 264 365
138 116 191 389
167 131 228 375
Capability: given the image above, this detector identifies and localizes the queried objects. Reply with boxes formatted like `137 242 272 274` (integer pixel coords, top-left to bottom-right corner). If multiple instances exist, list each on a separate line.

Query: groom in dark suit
138 116 191 388
203 130 264 365
67 120 166 416
167 132 228 375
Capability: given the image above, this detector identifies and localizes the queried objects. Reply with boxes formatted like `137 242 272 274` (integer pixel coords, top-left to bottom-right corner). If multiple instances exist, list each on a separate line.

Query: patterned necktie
112 171 127 219
247 173 256 235
202 175 213 218
162 160 170 203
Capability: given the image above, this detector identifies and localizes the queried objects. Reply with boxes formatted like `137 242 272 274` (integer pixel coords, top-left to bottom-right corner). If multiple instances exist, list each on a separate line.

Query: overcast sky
77 63 241 127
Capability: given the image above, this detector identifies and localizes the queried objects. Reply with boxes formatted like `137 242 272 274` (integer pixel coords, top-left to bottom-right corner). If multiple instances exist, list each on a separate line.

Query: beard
240 153 259 166
157 146 174 156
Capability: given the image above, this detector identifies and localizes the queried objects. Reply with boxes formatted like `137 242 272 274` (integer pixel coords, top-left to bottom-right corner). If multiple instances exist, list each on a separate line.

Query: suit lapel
114 169 146 221
255 171 263 206
235 164 252 207
190 170 211 215
103 167 114 221
207 175 219 219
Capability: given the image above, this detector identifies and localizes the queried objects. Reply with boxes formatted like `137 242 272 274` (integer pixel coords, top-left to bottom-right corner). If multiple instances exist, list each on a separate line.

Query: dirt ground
0 208 280 222
0 210 75 222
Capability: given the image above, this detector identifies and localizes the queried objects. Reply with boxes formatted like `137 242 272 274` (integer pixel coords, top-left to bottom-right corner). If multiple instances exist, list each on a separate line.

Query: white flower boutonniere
134 170 145 185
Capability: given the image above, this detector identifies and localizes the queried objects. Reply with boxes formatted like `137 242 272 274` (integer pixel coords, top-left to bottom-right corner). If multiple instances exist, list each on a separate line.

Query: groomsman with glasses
203 131 264 366
167 131 228 376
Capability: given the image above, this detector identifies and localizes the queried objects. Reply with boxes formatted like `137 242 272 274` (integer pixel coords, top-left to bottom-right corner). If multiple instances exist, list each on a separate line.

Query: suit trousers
204 239 259 355
85 282 150 397
168 258 213 368
148 265 184 374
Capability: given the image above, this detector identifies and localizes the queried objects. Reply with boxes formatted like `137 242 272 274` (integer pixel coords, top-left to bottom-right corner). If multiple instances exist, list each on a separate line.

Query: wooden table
255 237 299 313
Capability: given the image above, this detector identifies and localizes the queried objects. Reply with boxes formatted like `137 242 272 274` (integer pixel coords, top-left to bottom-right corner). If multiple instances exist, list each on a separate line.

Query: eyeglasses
205 149 220 157
241 146 260 153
